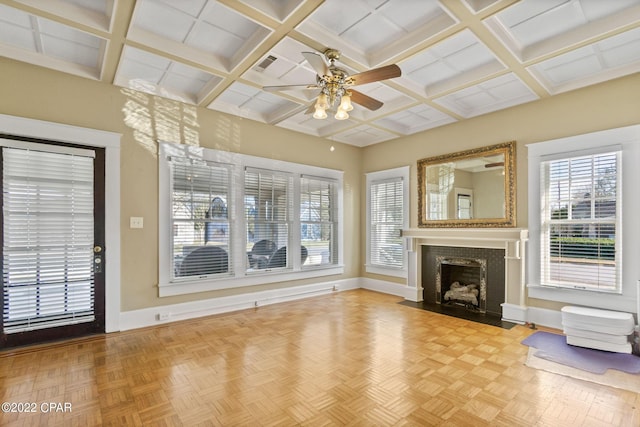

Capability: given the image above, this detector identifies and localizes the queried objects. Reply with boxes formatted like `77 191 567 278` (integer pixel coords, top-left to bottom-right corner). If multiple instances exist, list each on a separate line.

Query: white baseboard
359 277 418 300
119 278 359 331
526 306 563 330
118 276 565 332
500 303 563 330
501 303 528 324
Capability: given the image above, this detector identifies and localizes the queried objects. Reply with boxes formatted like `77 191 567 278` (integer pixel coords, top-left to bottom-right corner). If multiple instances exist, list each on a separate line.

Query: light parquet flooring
1 289 638 426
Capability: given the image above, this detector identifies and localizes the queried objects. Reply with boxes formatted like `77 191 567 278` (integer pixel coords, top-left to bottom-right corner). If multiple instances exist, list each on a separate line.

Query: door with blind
1 138 105 348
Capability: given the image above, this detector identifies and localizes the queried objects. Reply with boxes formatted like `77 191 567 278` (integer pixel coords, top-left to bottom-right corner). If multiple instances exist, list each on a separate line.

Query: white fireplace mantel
402 228 529 323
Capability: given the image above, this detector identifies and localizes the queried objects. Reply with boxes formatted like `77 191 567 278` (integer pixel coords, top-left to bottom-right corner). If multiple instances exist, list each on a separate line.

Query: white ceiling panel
486 0 640 62
15 0 114 32
0 5 37 51
373 104 456 136
115 46 223 104
238 0 305 22
434 73 538 118
461 0 502 14
330 124 400 147
134 1 195 42
208 82 303 123
1 0 639 146
396 30 504 97
129 0 271 72
297 0 456 67
0 4 105 78
528 26 640 94
276 109 355 138
346 83 416 121
242 37 319 91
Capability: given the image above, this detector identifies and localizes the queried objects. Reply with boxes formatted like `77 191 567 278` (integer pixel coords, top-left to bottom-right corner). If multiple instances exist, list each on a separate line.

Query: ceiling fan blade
302 51 329 76
350 89 383 111
263 84 318 92
485 162 505 168
349 64 401 86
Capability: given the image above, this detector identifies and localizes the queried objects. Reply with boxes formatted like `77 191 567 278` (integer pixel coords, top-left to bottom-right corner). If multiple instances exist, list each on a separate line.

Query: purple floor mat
521 331 640 374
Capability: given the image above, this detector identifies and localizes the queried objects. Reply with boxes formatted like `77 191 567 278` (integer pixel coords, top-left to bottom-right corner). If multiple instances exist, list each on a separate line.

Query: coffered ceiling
1 0 639 147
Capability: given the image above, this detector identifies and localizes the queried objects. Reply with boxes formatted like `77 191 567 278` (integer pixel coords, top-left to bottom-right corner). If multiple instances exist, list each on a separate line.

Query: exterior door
0 137 105 348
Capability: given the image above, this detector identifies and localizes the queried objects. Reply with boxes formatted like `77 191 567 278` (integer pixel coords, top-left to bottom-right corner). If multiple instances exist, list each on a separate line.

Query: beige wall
0 57 362 312
473 169 505 219
1 56 639 314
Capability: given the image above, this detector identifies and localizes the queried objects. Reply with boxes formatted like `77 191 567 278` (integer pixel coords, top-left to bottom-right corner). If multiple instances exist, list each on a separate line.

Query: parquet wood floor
1 289 638 426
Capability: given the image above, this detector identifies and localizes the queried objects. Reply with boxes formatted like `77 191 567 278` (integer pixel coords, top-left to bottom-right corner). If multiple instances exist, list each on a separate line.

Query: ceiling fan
262 48 401 120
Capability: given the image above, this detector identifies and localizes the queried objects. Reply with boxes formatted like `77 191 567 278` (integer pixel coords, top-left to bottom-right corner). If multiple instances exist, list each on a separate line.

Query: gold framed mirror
417 141 516 228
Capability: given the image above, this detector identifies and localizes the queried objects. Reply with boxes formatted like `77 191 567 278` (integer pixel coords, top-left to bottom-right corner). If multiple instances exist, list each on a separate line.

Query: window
159 142 343 296
170 159 232 280
366 166 409 277
540 150 621 292
245 168 293 271
300 176 338 268
527 125 640 311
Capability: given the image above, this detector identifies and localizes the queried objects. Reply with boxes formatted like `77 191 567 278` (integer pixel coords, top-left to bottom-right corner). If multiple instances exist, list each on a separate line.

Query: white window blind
159 143 344 294
245 168 293 271
540 150 621 292
171 159 232 279
369 177 404 269
3 146 95 333
300 176 338 267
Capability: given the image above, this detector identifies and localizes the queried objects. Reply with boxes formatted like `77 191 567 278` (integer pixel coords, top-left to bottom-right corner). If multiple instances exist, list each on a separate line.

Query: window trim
158 142 344 297
539 148 622 293
365 166 409 278
526 124 640 312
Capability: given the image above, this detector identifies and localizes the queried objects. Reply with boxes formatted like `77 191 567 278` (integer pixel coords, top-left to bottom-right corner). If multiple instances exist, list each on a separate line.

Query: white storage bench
561 306 634 354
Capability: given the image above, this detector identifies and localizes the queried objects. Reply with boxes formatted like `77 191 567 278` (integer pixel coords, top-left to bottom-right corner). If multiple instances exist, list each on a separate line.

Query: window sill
365 264 407 279
159 266 344 297
526 283 634 312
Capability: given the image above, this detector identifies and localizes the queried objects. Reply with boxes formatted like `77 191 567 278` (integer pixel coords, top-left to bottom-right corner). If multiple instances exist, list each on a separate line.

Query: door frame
0 114 121 333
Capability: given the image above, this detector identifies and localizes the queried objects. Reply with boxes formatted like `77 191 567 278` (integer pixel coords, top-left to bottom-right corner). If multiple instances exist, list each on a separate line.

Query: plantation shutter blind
300 175 338 267
170 158 232 279
540 150 621 292
370 177 404 269
3 145 95 333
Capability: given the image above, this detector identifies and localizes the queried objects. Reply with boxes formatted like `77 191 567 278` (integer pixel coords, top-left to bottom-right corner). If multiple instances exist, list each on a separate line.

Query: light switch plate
130 216 144 229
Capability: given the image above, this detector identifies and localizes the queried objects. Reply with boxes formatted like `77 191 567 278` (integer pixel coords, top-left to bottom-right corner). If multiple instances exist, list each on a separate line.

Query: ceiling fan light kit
263 48 401 122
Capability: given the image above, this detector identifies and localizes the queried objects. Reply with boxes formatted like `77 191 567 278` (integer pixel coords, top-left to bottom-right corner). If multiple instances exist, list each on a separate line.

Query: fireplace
401 227 528 322
437 256 487 313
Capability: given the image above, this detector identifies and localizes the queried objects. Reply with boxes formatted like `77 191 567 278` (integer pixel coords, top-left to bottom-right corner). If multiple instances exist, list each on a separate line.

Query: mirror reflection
418 141 515 228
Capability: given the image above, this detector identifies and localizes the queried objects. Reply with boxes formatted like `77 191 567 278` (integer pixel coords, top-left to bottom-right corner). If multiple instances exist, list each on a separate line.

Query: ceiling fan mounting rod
324 48 341 63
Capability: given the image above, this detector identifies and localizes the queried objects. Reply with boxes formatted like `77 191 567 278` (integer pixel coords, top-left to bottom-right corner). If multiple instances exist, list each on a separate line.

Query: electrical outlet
130 216 144 229
158 312 170 321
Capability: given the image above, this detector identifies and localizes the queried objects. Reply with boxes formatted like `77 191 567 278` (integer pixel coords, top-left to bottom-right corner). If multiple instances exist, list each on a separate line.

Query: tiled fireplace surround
402 228 529 322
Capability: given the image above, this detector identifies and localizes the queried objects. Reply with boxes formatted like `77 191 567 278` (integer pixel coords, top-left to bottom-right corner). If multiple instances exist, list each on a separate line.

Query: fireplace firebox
421 245 505 316
436 256 487 313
